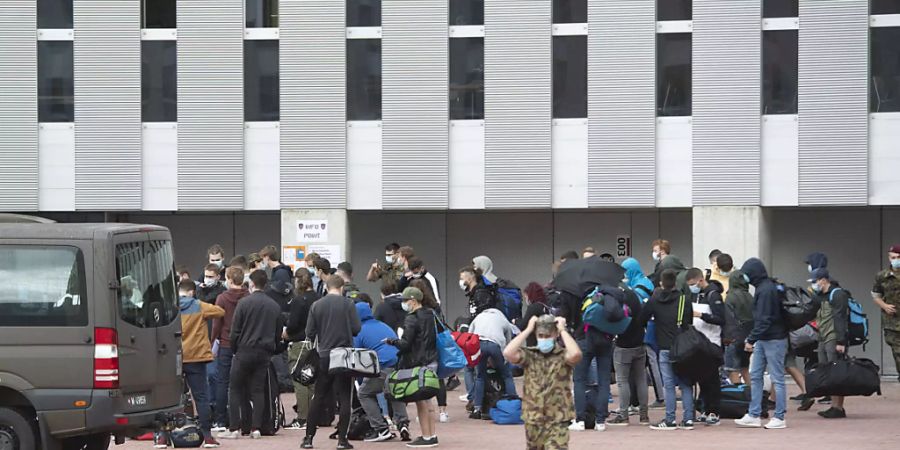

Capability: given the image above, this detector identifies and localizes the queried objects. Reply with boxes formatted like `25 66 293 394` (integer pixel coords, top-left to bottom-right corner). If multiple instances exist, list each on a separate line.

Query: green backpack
387 367 440 403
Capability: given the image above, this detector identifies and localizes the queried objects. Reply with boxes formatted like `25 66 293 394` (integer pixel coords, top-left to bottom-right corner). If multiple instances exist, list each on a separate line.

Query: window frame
347 0 382 27
552 34 588 119
449 36 485 120
37 0 73 29
0 245 88 327
762 29 799 115
141 40 178 123
346 38 383 121
140 0 177 29
243 39 281 122
656 32 693 117
37 40 75 123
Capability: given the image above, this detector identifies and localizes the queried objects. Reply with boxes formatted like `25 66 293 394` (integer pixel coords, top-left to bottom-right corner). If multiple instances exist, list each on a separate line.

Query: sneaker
764 418 787 429
154 432 170 449
734 414 762 428
818 396 832 404
439 412 449 423
594 422 607 432
202 437 221 448
210 423 228 433
627 406 640 416
639 413 651 425
649 400 665 409
679 420 694 430
249 430 262 439
301 436 314 449
399 425 411 442
465 401 474 413
649 420 678 431
818 407 847 419
337 438 354 449
286 418 307 430
458 394 468 402
705 414 720 426
406 436 439 448
216 430 240 440
364 428 395 443
468 410 483 420
790 393 808 401
568 420 586 431
605 414 629 427
696 413 707 424
446 376 461 391
798 397 815 411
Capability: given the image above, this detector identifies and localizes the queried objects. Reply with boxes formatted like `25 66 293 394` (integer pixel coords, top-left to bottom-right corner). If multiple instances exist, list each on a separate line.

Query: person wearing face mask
605 274 649 427
198 263 227 303
504 315 581 450
649 239 690 296
873 245 900 384
648 239 672 285
211 267 250 431
685 268 726 426
805 252 829 274
398 257 442 306
199 244 227 283
283 269 321 430
459 266 498 318
808 268 849 419
312 257 332 297
466 305 520 420
709 252 733 301
367 243 404 283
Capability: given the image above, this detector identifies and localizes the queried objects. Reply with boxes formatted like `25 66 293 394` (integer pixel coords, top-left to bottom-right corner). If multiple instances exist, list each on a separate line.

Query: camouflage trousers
886 329 900 380
525 421 569 450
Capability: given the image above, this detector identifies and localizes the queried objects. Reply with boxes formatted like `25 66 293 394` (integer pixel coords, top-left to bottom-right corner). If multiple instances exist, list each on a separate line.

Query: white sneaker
216 430 240 440
458 394 469 402
734 414 762 428
764 418 787 429
439 412 450 423
594 423 607 432
568 420 586 431
250 430 262 439
210 424 227 433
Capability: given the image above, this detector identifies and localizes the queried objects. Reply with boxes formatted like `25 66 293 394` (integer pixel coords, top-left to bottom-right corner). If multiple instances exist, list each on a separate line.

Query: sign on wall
282 245 306 271
616 234 632 259
297 219 329 242
308 244 342 265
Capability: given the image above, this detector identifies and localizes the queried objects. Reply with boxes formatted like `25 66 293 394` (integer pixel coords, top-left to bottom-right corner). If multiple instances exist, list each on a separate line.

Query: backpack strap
828 288 842 304
677 294 685 328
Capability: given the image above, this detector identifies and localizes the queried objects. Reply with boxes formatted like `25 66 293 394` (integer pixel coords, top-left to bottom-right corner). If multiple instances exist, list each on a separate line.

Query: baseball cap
807 268 830 283
402 287 423 302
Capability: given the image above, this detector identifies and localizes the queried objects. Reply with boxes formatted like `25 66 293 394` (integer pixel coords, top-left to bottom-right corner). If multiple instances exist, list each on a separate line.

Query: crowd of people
157 239 900 449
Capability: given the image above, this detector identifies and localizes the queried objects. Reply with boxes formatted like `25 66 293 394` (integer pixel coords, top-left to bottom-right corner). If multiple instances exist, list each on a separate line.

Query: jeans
750 339 787 420
464 367 475 400
306 355 352 439
228 349 270 432
613 346 648 415
573 339 613 422
214 347 234 425
645 345 664 402
474 341 517 410
359 369 409 430
206 361 218 412
658 350 694 423
183 362 212 437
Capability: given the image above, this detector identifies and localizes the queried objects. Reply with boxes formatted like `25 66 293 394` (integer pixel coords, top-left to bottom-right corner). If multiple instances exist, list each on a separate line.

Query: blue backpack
483 277 523 323
489 398 524 425
581 286 632 336
829 288 869 348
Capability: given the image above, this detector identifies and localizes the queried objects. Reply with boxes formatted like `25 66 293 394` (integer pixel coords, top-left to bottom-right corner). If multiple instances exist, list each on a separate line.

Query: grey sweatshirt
306 293 362 356
469 308 519 348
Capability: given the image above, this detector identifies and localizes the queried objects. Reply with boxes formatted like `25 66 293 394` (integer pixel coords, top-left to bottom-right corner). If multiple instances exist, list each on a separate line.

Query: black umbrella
553 257 626 298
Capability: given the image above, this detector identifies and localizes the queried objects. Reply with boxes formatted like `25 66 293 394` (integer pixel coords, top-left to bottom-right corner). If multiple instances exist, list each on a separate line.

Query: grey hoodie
473 255 498 283
469 308 519 348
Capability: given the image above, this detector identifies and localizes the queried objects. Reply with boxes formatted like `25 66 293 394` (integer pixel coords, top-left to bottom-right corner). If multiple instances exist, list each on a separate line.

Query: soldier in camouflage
366 243 405 284
872 244 900 381
504 315 582 450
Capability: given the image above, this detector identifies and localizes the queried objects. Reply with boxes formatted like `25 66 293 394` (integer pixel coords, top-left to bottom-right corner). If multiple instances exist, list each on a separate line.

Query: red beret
890 245 900 254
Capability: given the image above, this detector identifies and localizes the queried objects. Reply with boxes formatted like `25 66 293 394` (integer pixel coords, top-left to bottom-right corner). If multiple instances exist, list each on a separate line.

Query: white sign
616 234 632 258
308 245 342 264
297 220 329 242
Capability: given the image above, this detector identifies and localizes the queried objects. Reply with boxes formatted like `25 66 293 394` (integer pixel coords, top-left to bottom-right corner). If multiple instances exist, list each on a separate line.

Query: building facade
2 0 900 374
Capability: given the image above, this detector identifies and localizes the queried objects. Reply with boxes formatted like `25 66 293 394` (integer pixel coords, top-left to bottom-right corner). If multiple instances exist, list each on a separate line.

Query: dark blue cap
807 267 830 282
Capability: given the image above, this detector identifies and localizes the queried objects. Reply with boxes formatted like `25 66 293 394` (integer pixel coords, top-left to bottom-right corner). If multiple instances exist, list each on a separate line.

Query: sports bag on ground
778 284 820 330
388 367 441 403
328 347 380 377
581 285 632 335
290 340 319 386
805 357 881 398
829 288 869 348
168 422 203 448
489 397 524 425
434 314 467 378
260 362 286 436
451 330 482 367
715 384 771 419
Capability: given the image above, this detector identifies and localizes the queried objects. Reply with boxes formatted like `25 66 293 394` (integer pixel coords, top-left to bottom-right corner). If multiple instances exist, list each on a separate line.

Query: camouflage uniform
872 269 900 378
520 346 574 450
374 262 404 284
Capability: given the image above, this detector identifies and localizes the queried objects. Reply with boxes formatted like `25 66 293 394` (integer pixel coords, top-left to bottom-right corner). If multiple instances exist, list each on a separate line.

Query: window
142 41 177 122
872 0 900 15
246 0 279 28
347 39 382 120
347 0 381 27
553 35 587 118
141 0 176 28
657 33 692 116
763 0 798 18
116 241 179 328
450 0 484 26
553 0 587 24
38 41 74 123
871 27 900 113
38 0 73 29
0 246 87 327
449 37 484 120
244 40 280 121
762 30 798 114
657 0 692 21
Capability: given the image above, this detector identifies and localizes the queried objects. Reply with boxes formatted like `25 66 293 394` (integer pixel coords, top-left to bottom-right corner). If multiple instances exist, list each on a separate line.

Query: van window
0 245 88 326
116 240 179 328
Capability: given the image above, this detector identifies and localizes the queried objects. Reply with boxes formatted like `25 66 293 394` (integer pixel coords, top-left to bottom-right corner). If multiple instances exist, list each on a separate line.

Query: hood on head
739 258 769 287
355 302 374 321
658 255 686 272
473 255 497 283
805 252 828 271
729 270 750 291
656 289 682 304
621 258 646 282
384 293 405 310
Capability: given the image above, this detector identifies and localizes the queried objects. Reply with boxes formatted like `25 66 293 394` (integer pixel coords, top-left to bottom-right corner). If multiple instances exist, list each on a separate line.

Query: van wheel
0 407 37 450
61 433 110 450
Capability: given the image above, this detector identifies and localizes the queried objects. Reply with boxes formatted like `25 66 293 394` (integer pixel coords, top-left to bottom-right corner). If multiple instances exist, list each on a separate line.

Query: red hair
523 282 547 304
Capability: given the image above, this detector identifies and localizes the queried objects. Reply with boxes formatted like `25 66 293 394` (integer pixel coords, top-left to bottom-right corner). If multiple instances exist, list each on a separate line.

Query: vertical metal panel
73 1 142 210
798 0 868 206
588 0 655 207
692 0 761 205
177 0 244 209
484 0 552 208
0 1 38 211
382 0 449 209
280 0 346 209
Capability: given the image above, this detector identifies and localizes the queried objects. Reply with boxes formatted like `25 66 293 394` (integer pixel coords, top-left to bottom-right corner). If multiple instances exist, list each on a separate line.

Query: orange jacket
179 296 225 363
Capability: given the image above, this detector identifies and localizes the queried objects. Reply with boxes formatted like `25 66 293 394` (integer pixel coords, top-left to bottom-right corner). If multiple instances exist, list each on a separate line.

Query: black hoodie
741 258 788 343
696 280 726 327
639 288 692 350
375 293 407 332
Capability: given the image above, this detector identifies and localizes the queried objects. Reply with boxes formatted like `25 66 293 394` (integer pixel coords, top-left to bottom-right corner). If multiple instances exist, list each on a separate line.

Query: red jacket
212 287 249 349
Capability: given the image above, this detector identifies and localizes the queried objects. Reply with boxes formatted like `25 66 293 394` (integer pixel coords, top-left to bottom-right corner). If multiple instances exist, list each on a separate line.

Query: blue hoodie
741 258 788 343
622 258 658 349
353 302 399 369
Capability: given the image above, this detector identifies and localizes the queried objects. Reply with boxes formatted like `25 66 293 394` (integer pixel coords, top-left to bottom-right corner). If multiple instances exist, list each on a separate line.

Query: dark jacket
230 291 284 355
727 270 755 341
212 287 249 349
817 286 850 346
655 255 689 295
197 282 226 304
285 290 319 342
741 258 788 343
805 252 828 271
696 280 726 327
615 288 645 349
554 290 586 340
639 288 692 351
394 307 438 369
466 281 497 317
306 293 362 356
375 293 407 332
354 303 400 368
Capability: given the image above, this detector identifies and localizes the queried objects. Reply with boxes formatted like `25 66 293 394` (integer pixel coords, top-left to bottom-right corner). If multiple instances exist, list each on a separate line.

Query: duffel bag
168 419 203 448
328 347 380 378
387 367 440 403
290 340 319 386
806 357 881 398
451 330 482 367
489 397 524 425
716 384 771 419
789 323 819 351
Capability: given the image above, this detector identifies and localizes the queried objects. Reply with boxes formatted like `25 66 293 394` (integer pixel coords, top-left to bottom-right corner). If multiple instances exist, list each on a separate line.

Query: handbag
290 339 319 386
328 347 380 377
387 367 441 403
434 313 467 378
670 295 723 383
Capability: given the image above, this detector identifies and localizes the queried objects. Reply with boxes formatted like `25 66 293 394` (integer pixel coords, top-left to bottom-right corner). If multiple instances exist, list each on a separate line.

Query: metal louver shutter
280 0 346 208
692 0 761 206
382 0 449 209
484 0 552 209
0 1 38 211
177 0 244 210
798 0 868 206
74 1 142 210
588 0 655 207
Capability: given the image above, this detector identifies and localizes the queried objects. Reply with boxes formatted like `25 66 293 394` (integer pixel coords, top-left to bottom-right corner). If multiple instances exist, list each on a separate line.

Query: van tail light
94 327 120 389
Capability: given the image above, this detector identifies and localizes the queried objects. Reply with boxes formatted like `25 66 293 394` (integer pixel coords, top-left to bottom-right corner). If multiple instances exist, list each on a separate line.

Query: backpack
485 277 523 323
829 288 869 348
581 286 631 336
451 330 482 367
490 398 524 425
777 284 820 330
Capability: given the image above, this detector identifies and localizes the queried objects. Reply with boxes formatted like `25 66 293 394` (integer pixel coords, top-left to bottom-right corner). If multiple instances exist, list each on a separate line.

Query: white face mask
386 255 394 263
459 279 467 291
652 251 660 262
204 277 217 286
807 264 813 273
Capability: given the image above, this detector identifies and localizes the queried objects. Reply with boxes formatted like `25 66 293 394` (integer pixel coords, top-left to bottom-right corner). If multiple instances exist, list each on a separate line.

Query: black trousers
697 367 722 416
306 355 352 439
228 349 269 431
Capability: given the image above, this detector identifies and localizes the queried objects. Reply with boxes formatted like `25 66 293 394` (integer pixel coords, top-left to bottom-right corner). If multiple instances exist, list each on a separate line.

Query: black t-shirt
285 290 319 342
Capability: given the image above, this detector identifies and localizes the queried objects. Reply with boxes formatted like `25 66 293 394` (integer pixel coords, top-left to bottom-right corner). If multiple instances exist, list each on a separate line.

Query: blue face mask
307 267 316 275
689 285 701 295
811 283 822 293
537 338 555 354
891 259 900 270
743 274 751 284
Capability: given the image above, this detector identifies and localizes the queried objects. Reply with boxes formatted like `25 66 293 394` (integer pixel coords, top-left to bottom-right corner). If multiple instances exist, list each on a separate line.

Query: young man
210 267 249 431
639 269 694 430
259 244 294 305
174 281 225 448
374 279 406 333
582 247 596 259
198 264 227 304
872 245 900 383
735 258 789 430
606 282 648 426
725 270 754 386
302 276 362 450
336 261 361 299
398 257 441 305
504 315 581 450
686 268 726 426
313 257 332 297
200 244 227 281
467 307 520 419
217 271 284 440
460 266 497 318
367 242 404 283
711 253 733 300
809 268 849 418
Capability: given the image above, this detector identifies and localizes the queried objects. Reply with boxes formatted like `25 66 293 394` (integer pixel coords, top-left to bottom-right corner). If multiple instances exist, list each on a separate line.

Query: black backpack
777 284 820 330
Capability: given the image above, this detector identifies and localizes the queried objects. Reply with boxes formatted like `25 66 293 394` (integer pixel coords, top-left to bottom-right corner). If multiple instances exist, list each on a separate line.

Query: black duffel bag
806 357 881 398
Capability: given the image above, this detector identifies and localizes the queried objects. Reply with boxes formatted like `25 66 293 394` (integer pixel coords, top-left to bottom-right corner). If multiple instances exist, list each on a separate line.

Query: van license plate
127 393 148 407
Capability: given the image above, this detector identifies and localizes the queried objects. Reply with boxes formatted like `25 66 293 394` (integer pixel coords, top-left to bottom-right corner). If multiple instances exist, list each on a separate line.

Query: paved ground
117 381 900 450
